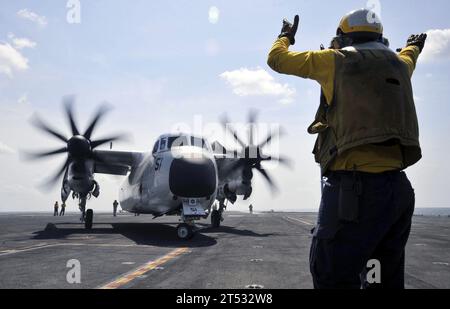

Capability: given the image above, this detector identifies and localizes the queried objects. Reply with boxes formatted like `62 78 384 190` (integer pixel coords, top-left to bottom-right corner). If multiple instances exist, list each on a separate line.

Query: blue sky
0 0 449 211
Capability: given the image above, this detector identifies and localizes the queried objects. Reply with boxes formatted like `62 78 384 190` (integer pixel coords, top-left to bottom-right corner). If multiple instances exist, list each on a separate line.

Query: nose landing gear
177 205 203 240
176 223 193 240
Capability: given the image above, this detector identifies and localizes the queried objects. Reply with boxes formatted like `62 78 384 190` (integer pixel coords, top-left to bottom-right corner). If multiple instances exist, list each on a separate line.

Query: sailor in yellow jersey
268 9 427 289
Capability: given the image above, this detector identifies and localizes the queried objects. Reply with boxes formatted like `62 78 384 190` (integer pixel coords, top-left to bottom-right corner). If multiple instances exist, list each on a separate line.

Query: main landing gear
85 209 93 230
211 210 221 228
211 199 226 228
77 195 94 230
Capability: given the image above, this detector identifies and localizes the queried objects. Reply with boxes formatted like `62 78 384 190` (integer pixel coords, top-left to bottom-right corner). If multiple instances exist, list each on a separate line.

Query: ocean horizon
267 207 450 217
413 208 450 216
1 208 450 217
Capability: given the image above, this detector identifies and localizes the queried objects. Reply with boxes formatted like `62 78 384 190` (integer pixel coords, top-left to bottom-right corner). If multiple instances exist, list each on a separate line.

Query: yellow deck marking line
285 216 314 226
99 247 190 289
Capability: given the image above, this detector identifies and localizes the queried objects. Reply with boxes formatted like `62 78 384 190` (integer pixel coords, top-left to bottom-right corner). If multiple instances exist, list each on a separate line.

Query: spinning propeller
220 110 290 192
27 97 125 188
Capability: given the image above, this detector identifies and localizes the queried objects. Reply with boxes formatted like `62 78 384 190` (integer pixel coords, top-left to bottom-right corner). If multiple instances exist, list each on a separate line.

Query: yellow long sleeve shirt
267 37 420 173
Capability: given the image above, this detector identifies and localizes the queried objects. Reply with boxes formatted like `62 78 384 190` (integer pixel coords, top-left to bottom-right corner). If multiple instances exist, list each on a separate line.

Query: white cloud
0 141 16 155
420 29 450 62
17 9 47 26
0 42 29 77
7 33 36 50
208 6 220 24
220 67 296 104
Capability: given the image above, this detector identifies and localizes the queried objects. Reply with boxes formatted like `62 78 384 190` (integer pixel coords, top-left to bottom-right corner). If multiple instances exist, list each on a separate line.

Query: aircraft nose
169 155 217 198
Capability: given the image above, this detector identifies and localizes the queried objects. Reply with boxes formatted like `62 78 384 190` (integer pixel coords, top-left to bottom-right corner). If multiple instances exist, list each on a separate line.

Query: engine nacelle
224 180 253 203
223 184 237 204
67 159 96 195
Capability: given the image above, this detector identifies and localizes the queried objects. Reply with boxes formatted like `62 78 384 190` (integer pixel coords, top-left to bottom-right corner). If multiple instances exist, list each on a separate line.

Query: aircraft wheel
85 209 93 230
211 210 221 228
177 223 193 240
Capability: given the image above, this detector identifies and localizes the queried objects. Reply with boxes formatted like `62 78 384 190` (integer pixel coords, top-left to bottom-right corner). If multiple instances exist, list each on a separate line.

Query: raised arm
267 36 337 104
397 33 427 77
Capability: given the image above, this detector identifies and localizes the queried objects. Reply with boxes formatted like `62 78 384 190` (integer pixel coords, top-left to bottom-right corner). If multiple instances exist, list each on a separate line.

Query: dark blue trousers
310 171 415 289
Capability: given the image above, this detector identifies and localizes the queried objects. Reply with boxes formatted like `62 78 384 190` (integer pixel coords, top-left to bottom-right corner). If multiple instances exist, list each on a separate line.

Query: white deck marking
284 216 314 226
433 262 449 266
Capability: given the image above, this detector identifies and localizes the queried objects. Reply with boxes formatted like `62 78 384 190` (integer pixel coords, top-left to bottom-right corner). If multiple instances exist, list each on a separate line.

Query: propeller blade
248 110 258 146
261 155 292 167
31 115 68 143
276 156 292 167
91 135 127 149
40 158 70 190
63 96 80 136
24 147 68 160
221 115 247 149
255 166 278 192
83 104 112 140
257 127 285 149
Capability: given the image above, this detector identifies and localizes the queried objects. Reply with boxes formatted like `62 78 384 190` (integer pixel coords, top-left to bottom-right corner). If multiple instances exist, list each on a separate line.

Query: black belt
326 169 402 179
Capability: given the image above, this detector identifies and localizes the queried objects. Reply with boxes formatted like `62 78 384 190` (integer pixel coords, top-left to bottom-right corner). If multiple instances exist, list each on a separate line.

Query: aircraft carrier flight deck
0 212 449 289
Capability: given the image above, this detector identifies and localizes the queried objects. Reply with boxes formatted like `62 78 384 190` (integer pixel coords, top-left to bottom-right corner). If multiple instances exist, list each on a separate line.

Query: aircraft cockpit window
191 136 208 150
168 136 189 149
156 136 207 152
159 138 167 151
152 140 159 154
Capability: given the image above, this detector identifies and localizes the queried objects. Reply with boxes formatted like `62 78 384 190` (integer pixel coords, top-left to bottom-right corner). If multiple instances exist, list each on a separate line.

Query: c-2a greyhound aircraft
28 99 289 239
